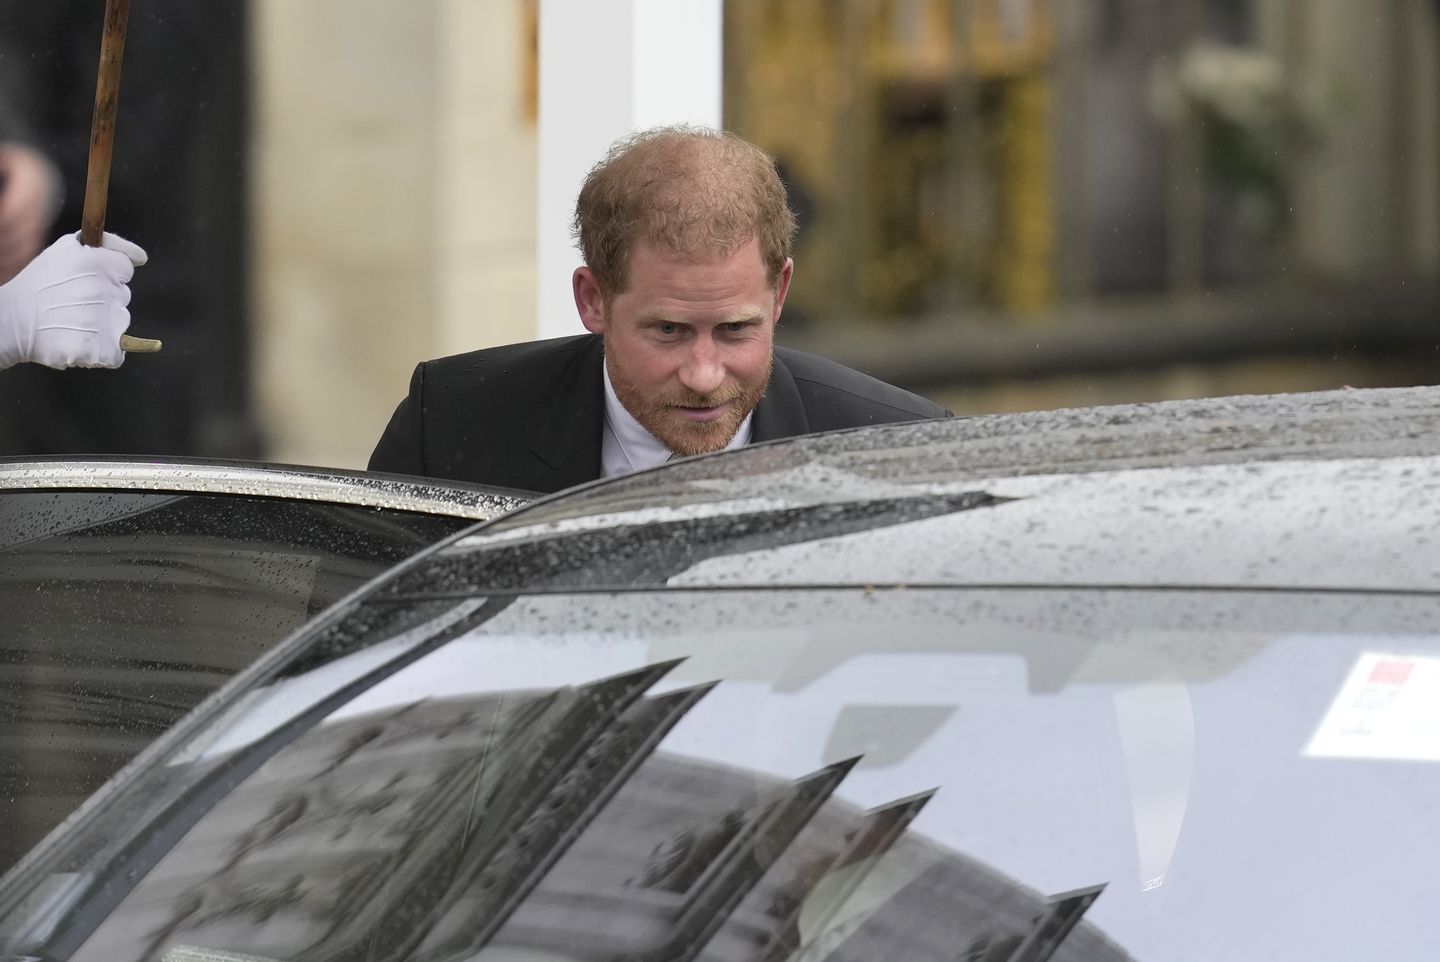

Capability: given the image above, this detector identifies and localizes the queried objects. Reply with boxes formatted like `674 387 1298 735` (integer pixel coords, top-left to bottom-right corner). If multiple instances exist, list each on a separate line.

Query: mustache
667 387 747 408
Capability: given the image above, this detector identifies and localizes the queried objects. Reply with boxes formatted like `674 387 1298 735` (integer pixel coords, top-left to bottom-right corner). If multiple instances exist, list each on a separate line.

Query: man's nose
678 337 725 396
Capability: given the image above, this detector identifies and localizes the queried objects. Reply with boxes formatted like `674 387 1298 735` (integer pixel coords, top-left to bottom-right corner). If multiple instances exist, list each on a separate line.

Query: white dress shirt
600 362 753 478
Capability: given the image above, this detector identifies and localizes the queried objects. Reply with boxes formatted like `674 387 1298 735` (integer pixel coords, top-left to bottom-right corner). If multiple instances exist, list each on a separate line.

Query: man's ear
772 258 794 322
573 267 608 335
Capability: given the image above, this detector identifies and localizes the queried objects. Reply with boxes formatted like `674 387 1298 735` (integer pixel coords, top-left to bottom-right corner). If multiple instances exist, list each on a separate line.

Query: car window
0 489 475 873
7 584 1437 962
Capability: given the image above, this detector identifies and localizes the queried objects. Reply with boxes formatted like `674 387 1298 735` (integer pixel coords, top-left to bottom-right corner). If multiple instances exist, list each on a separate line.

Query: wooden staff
81 0 161 354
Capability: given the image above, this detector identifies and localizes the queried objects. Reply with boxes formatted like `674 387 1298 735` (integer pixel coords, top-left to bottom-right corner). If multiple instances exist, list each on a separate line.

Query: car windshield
3 582 1436 962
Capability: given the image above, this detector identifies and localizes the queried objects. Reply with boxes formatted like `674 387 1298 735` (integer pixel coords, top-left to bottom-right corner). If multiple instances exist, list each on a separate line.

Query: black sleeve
0 35 36 144
0 5 78 171
368 363 426 476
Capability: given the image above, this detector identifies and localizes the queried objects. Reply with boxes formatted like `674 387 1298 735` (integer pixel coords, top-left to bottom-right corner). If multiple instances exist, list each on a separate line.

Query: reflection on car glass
1113 679 1194 893
8 598 507 961
66 661 1114 962
16 588 1439 962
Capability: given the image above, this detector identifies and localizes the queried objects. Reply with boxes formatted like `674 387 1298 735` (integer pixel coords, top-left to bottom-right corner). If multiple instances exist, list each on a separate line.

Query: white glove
0 230 148 370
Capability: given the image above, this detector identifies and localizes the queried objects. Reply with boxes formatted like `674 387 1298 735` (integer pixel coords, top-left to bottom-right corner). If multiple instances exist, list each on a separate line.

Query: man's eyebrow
642 310 766 325
719 311 766 325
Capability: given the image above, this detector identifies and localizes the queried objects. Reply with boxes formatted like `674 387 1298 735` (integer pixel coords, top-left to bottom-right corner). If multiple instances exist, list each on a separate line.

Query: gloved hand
0 230 148 370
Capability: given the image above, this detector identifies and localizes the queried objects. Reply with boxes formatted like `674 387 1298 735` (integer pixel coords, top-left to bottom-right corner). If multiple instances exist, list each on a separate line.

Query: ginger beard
605 337 772 457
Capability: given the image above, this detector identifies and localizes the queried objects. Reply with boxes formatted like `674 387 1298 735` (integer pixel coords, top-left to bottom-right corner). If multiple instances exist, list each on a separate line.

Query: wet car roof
504 383 1440 512
377 384 1440 596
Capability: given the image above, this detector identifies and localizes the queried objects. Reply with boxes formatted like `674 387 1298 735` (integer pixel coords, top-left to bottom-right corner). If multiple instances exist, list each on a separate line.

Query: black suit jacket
368 334 949 492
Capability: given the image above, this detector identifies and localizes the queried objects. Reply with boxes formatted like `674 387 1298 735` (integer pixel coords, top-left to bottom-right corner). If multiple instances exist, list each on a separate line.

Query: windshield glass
5 584 1436 962
0 489 473 873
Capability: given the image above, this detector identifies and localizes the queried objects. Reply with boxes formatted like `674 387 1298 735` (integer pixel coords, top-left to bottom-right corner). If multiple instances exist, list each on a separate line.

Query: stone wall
252 0 538 469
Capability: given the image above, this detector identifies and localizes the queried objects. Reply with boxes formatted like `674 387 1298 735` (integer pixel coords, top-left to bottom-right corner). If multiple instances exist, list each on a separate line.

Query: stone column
252 0 540 468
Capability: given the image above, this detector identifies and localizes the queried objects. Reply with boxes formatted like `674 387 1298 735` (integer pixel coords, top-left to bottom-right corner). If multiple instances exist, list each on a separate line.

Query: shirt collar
600 359 752 478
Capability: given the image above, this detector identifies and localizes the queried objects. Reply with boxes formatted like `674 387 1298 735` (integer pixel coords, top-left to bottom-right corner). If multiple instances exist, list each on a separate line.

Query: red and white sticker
1305 652 1440 762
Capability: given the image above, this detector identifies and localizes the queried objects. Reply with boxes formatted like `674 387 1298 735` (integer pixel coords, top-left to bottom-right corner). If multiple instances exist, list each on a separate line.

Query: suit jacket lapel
516 339 806 490
751 351 810 443
528 334 606 491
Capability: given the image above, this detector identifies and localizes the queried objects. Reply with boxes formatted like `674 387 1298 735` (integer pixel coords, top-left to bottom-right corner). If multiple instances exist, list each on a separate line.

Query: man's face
574 238 792 457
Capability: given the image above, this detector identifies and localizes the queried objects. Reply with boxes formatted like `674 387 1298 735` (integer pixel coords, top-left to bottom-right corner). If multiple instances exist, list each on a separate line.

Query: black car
3 386 1440 961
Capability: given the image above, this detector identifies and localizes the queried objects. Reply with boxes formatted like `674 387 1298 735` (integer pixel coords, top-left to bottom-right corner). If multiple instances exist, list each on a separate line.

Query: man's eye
657 323 679 336
723 322 747 334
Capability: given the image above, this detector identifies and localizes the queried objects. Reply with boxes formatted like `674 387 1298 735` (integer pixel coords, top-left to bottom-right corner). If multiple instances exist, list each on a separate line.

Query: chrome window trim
0 461 527 522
